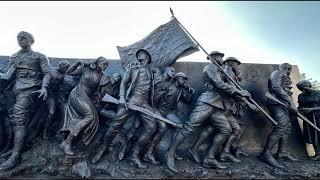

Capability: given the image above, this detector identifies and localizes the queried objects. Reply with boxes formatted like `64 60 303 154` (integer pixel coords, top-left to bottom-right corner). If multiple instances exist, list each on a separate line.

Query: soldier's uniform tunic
180 63 237 137
10 50 50 128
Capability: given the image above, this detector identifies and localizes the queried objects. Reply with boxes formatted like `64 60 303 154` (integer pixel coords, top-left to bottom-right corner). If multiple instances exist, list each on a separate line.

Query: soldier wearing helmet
259 62 298 168
92 49 157 168
165 51 252 173
188 56 258 164
116 66 177 162
141 71 194 165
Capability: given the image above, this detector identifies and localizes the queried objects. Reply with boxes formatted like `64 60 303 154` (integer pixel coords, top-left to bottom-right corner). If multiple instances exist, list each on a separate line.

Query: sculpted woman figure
60 57 109 156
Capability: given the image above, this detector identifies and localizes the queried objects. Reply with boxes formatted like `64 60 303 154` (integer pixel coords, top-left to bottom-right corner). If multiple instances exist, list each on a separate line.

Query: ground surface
0 138 318 179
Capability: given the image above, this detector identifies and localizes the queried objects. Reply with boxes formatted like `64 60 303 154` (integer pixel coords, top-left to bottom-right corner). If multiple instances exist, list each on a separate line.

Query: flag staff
169 7 278 126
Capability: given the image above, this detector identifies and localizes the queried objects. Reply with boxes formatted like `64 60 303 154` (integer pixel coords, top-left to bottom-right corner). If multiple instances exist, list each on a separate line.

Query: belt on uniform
16 70 40 79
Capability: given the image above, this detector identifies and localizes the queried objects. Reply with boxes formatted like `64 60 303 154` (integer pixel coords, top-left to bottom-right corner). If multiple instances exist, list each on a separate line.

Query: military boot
118 141 128 161
311 146 320 161
189 127 212 163
165 131 185 173
130 144 147 168
259 135 284 168
202 157 226 169
259 152 284 168
233 146 249 157
0 128 25 171
277 152 298 161
219 151 241 163
276 137 298 161
0 152 21 171
143 133 161 165
188 147 201 163
165 152 178 173
202 133 227 169
143 152 160 165
219 134 241 163
92 143 107 164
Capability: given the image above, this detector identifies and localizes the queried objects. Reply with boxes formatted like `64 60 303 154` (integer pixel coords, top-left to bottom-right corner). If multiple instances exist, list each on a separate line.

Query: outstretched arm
66 61 84 76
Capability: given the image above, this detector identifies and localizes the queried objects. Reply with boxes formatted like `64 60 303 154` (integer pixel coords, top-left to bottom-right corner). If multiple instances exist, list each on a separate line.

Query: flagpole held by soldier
169 7 277 126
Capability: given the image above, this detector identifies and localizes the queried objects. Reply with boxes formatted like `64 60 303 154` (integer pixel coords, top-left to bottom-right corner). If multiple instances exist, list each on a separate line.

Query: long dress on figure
61 62 102 145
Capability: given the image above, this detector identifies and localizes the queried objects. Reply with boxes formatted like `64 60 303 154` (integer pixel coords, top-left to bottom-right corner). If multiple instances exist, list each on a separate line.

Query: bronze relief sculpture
0 28 316 179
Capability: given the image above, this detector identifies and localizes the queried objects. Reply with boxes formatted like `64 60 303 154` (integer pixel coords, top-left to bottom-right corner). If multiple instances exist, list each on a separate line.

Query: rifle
299 107 320 113
169 8 277 126
265 92 320 132
102 94 183 128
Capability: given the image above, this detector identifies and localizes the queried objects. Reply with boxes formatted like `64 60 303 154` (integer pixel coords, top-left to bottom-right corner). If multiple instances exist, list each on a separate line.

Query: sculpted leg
0 125 26 171
259 106 289 168
1 117 13 156
276 135 297 161
189 126 214 163
92 107 131 164
312 146 320 160
165 131 185 173
232 127 249 157
259 129 284 168
144 121 167 165
130 114 156 168
0 93 34 171
43 97 55 140
27 107 43 143
118 116 140 161
165 102 213 173
219 114 241 163
202 110 231 169
202 133 228 169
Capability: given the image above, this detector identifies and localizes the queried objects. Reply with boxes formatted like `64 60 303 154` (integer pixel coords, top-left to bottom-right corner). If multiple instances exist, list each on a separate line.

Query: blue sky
0 1 318 80
220 1 320 81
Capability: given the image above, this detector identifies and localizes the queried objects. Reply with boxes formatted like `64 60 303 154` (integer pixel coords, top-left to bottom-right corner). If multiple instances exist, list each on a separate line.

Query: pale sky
0 1 319 80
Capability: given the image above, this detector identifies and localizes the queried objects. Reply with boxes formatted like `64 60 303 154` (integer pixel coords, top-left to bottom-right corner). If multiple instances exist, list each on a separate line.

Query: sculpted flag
117 18 199 70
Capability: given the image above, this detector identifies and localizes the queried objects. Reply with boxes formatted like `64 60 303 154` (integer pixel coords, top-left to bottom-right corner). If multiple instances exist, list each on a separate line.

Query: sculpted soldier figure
220 57 258 160
165 51 251 173
60 57 109 156
297 80 320 160
143 71 194 165
259 63 297 168
99 73 121 120
116 66 176 161
0 31 51 170
95 73 121 148
188 57 258 163
42 60 70 140
92 49 157 168
100 73 121 101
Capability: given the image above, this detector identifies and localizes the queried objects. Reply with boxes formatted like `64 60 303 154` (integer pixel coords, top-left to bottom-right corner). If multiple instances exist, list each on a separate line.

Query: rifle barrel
297 113 320 132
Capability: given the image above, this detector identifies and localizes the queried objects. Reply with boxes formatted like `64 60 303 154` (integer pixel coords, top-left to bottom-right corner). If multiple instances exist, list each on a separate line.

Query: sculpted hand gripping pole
169 7 277 126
